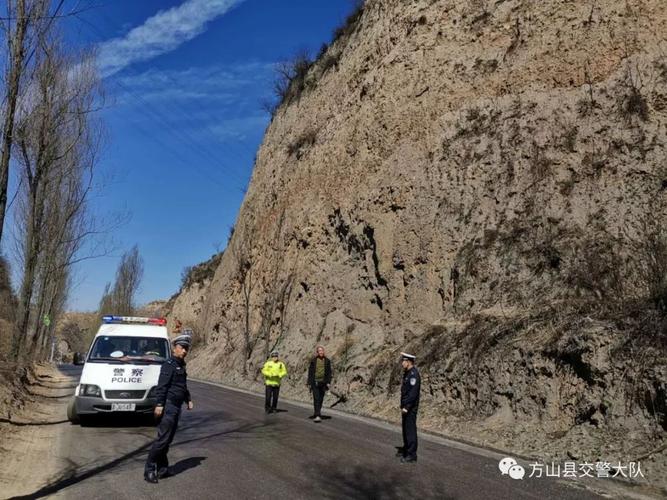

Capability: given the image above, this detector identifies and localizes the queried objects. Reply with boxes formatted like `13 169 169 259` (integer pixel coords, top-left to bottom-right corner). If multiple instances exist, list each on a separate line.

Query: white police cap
400 352 416 361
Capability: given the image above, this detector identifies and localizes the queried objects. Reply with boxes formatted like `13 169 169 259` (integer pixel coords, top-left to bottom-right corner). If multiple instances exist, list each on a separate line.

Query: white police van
67 315 171 425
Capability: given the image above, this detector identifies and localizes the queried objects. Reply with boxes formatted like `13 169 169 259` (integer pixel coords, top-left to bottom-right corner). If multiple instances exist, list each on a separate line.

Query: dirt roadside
0 363 77 499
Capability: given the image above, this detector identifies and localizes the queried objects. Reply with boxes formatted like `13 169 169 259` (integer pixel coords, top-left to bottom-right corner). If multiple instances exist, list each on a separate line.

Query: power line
96 9 263 170
107 76 249 191
76 14 255 193
104 96 233 191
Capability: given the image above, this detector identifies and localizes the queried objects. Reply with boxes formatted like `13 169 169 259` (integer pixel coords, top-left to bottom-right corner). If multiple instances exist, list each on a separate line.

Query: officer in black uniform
397 352 420 463
144 334 194 483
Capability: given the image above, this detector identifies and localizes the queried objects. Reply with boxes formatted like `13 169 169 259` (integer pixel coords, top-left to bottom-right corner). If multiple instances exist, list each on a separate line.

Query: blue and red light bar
102 315 167 326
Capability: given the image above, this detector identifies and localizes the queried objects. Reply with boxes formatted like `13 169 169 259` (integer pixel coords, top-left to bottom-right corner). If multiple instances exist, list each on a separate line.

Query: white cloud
209 115 269 141
106 63 273 145
109 61 274 110
98 0 245 77
117 62 274 93
112 62 274 105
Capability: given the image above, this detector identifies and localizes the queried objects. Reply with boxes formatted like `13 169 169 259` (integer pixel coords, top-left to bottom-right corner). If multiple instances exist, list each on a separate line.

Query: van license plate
111 403 136 411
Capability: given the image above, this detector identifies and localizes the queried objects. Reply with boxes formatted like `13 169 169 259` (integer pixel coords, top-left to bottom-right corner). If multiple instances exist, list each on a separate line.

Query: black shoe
158 468 172 479
400 456 417 464
144 471 158 483
271 408 277 413
395 447 405 457
265 409 271 414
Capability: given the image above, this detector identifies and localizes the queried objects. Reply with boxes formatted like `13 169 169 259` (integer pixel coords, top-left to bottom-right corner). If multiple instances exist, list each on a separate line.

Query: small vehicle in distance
72 351 87 365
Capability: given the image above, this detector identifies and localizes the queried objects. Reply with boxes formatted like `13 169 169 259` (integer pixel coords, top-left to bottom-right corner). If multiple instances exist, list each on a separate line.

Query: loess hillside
167 0 667 489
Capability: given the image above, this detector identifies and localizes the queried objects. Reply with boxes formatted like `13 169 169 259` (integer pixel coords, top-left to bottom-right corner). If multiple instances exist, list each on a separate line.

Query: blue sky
32 0 358 311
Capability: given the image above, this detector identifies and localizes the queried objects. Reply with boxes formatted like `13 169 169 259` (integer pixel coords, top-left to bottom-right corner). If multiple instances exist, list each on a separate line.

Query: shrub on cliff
332 0 365 43
180 251 224 290
265 1 365 116
271 51 313 112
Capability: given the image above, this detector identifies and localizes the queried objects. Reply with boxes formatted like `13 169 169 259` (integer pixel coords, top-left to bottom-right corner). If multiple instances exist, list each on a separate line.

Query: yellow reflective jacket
262 359 287 386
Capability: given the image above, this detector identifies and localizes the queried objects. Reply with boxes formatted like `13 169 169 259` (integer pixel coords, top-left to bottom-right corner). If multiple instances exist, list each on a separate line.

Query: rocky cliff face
169 0 667 488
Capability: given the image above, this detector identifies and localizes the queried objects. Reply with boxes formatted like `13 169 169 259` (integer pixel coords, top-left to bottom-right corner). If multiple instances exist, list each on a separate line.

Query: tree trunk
13 206 38 358
0 0 28 244
13 173 48 359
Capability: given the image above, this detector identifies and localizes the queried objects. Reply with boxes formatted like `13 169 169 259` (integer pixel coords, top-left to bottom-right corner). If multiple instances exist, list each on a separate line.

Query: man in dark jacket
398 352 420 463
307 345 332 423
144 334 194 483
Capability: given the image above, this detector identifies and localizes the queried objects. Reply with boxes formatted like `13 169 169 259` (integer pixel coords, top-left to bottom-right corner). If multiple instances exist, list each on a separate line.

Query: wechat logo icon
499 457 525 480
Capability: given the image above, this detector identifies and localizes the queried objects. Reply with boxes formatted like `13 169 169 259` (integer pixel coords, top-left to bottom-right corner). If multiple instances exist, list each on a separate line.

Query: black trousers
145 403 181 475
265 385 280 410
401 408 418 458
312 382 327 417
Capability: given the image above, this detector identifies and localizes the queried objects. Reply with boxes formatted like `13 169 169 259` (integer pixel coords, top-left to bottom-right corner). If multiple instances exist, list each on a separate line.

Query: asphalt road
10 365 606 500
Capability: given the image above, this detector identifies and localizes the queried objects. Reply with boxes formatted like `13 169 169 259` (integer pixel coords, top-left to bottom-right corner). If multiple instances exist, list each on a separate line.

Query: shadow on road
7 444 154 500
8 414 272 499
169 456 206 477
303 460 453 500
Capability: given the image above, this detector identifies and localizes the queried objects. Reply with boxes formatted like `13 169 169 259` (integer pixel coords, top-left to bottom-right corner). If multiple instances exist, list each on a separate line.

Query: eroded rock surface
168 0 667 490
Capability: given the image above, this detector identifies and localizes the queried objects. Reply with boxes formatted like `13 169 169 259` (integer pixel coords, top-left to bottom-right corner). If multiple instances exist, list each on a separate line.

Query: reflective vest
261 359 287 386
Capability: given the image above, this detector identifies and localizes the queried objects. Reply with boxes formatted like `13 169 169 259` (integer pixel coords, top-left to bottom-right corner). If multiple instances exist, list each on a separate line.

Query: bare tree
266 50 312 115
111 245 144 316
32 164 99 358
97 281 113 319
0 256 16 321
237 257 293 373
239 256 254 369
263 274 294 359
0 0 30 246
11 35 104 360
95 246 144 322
0 0 51 245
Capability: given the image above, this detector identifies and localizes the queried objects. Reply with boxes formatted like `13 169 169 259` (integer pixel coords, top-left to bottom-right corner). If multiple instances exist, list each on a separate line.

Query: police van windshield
88 336 169 364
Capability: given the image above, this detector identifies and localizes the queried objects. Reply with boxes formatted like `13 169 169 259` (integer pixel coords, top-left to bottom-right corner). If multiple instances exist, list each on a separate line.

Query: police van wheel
67 399 80 425
78 415 92 427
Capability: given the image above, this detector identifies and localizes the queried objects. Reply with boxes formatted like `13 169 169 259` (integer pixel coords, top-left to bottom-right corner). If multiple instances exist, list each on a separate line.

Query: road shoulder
0 364 76 499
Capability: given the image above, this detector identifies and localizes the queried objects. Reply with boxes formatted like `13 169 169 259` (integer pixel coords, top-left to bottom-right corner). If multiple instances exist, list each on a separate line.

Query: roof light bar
102 315 167 326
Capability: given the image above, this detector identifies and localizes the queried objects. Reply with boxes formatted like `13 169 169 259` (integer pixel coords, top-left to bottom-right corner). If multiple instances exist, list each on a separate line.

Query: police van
67 315 171 425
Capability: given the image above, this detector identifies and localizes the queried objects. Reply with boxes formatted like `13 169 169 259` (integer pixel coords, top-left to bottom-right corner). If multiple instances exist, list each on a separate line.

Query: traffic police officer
398 352 420 463
261 350 288 413
144 334 194 483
